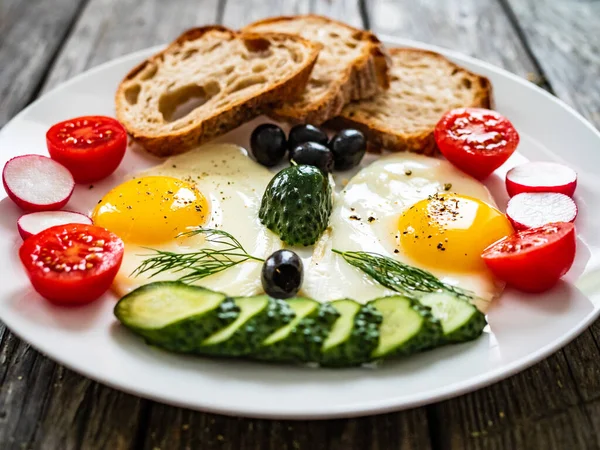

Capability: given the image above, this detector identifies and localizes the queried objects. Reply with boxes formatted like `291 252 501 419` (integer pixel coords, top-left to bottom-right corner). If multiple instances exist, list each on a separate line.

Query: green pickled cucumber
114 281 238 353
320 299 382 367
256 298 339 362
198 295 295 357
259 164 332 246
370 295 442 359
418 292 486 342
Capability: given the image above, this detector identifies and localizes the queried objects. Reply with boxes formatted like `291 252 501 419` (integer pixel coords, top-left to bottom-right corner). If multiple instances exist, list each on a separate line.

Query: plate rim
1 35 599 420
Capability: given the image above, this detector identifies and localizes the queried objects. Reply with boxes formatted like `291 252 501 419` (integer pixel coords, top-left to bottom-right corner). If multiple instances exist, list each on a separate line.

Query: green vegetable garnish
259 164 332 246
132 228 264 284
332 249 476 301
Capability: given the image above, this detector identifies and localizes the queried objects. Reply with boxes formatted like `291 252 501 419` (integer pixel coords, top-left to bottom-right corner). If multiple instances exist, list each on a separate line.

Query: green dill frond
132 228 264 284
332 249 477 301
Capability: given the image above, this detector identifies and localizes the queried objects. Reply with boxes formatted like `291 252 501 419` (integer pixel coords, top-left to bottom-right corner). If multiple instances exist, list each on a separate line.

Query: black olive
328 129 367 170
261 250 303 299
289 142 334 173
288 124 329 150
250 124 287 167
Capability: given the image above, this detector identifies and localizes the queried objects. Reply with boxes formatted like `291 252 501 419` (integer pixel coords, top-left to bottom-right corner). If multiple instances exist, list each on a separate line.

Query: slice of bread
328 48 493 155
115 26 320 156
243 15 390 125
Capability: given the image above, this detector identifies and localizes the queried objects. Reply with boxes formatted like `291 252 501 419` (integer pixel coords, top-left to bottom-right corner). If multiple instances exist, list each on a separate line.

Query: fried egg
92 143 281 297
302 153 513 312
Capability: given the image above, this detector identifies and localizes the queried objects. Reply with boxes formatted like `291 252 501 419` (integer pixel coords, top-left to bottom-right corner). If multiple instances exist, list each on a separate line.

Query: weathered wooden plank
221 0 311 29
0 0 87 126
43 0 221 92
32 367 148 450
311 0 365 28
0 1 221 449
555 324 600 404
432 350 598 449
505 0 600 127
0 333 56 449
221 0 365 31
368 1 599 449
144 406 432 450
366 0 538 78
436 400 597 450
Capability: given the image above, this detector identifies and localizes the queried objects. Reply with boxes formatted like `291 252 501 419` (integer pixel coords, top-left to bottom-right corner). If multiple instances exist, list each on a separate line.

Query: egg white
111 146 504 311
112 143 282 297
301 153 504 312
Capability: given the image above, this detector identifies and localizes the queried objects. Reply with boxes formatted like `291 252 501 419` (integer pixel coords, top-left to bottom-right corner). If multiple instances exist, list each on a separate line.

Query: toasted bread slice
328 48 493 155
115 26 320 156
243 15 390 125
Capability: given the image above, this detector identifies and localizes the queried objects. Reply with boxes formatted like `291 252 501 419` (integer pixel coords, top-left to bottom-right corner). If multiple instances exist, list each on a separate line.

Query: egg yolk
92 176 209 245
397 193 513 272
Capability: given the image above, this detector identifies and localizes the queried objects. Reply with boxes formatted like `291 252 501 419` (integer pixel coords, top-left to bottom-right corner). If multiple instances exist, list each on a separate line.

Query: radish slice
3 155 75 211
17 210 92 240
506 192 577 230
506 161 577 197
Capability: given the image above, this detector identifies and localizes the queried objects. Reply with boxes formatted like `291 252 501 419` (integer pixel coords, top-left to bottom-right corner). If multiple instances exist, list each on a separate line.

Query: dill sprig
132 228 264 284
332 249 476 301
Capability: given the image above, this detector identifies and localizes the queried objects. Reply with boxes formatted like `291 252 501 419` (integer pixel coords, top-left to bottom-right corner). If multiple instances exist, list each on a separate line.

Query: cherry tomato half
46 116 127 183
19 224 124 305
434 108 520 180
481 222 576 293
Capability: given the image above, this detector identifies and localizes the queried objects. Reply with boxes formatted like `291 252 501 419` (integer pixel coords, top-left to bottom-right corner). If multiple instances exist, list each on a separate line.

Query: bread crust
328 48 493 155
115 26 320 157
243 15 391 125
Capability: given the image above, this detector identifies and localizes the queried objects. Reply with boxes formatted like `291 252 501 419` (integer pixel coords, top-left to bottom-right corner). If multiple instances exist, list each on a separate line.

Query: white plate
1 36 600 420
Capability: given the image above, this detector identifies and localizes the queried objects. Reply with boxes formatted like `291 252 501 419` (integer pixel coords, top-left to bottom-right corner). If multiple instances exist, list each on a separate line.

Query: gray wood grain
366 0 538 78
221 0 311 29
43 0 220 93
221 0 365 30
432 351 599 449
0 0 87 126
0 332 56 448
144 407 432 450
311 0 365 28
505 0 600 127
32 367 146 450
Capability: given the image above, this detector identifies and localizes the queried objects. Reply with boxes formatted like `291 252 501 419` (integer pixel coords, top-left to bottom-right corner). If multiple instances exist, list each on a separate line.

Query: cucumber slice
114 281 238 353
256 298 339 363
320 299 382 367
418 292 486 342
370 295 442 359
199 295 295 357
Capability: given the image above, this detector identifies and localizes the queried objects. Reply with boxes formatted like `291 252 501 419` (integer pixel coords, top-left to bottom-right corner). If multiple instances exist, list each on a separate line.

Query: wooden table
1 0 599 448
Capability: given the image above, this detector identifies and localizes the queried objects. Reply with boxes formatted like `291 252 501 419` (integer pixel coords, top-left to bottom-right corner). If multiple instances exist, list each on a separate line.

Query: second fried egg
303 153 513 312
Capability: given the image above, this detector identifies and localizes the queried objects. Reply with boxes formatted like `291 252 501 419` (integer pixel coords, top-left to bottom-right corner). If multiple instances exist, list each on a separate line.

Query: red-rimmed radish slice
17 211 92 240
3 155 75 211
506 161 577 197
506 192 577 230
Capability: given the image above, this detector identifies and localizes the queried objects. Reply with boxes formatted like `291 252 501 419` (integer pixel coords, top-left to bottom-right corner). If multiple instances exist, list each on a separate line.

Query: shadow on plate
5 285 110 332
0 197 23 235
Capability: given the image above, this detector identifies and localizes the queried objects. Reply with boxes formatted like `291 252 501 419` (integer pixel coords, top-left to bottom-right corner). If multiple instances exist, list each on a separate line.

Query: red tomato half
46 116 127 183
434 108 520 180
19 224 124 305
481 222 576 293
